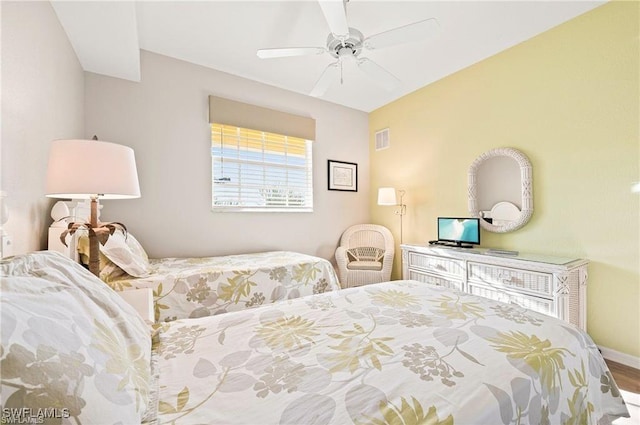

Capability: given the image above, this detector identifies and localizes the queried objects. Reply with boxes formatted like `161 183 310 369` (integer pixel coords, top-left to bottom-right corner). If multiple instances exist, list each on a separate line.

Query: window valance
208 96 315 141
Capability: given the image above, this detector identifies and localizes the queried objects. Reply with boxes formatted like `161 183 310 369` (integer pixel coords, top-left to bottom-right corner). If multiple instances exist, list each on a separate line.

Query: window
211 124 313 212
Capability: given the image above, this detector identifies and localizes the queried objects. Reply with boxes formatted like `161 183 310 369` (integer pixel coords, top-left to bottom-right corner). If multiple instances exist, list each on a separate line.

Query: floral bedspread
151 280 628 425
110 251 340 322
1 251 153 424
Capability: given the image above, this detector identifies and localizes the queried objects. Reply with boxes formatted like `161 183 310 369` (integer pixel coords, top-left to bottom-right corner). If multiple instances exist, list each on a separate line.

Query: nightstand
48 226 79 261
117 288 154 323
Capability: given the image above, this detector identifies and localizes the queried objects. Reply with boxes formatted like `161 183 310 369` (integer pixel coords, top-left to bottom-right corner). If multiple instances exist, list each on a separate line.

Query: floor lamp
378 187 406 243
46 139 140 276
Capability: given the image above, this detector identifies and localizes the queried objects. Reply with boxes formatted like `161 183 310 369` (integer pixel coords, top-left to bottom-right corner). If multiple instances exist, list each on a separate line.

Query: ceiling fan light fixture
337 47 356 61
327 28 363 59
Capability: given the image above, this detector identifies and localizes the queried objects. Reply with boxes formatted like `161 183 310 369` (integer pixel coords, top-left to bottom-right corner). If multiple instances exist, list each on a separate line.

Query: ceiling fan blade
310 62 339 97
364 18 440 50
257 47 326 59
318 0 349 38
357 58 400 92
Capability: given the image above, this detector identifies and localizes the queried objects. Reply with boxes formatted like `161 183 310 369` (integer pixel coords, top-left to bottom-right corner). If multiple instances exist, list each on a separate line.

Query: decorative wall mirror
468 147 533 233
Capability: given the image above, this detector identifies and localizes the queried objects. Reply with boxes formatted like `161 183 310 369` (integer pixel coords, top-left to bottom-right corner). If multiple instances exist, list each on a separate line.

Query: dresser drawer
467 262 553 297
468 283 555 317
407 252 465 279
401 245 587 330
408 269 463 292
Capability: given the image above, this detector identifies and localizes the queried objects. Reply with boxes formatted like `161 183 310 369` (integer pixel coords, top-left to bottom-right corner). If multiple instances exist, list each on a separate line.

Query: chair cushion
347 260 383 271
346 247 385 262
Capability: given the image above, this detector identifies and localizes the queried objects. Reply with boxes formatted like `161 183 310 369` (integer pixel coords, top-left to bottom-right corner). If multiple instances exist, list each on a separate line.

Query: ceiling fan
256 0 440 97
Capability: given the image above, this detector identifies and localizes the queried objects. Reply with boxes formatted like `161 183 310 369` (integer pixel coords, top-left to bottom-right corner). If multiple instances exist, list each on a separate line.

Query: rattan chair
335 224 394 288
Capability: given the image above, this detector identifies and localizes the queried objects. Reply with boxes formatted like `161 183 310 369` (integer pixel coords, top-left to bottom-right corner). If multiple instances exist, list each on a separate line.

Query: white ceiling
51 0 605 112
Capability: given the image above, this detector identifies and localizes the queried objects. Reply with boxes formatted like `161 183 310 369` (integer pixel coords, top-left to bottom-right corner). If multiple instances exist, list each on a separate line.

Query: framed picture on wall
328 160 358 192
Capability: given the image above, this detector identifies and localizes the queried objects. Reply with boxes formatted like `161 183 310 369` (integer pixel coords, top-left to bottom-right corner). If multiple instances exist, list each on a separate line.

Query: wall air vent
375 128 390 151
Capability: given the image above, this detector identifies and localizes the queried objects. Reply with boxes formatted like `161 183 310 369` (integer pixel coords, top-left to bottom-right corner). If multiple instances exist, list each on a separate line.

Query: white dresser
401 244 588 330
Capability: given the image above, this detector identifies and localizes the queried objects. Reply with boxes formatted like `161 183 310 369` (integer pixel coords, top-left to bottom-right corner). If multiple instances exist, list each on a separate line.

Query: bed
72 230 341 322
1 251 630 424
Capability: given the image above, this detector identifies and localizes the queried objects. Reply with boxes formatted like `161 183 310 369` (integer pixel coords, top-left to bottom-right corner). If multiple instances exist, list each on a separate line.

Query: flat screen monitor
437 217 481 247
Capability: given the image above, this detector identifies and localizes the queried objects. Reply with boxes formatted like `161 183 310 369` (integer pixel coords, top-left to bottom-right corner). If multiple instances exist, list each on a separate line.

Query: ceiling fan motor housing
327 28 364 59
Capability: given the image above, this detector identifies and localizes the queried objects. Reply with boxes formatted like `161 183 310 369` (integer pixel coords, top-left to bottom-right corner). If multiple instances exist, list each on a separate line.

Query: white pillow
100 231 150 277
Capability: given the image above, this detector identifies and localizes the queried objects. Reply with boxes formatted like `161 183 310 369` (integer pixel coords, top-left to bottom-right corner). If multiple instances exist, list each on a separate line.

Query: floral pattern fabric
1 251 153 424
153 280 629 425
108 251 341 322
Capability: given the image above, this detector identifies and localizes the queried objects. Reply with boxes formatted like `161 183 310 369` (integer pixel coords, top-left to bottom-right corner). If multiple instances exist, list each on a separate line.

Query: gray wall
85 51 370 260
1 1 85 255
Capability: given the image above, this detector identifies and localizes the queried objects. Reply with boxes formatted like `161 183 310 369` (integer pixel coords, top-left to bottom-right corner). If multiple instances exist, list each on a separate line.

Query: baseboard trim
599 345 640 369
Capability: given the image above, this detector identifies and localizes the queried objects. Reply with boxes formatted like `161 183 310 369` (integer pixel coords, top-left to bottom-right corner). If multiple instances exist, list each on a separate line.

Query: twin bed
1 250 629 424
105 250 340 323
73 231 340 322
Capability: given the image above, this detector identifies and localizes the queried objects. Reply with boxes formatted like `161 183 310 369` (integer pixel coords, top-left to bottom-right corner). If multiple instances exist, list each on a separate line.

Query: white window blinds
211 124 313 212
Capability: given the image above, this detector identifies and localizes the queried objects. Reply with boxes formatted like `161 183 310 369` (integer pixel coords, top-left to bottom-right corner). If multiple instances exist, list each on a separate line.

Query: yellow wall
370 1 639 358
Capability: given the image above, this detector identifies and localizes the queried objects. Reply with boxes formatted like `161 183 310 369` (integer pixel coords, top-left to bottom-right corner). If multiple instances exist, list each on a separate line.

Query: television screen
437 217 481 246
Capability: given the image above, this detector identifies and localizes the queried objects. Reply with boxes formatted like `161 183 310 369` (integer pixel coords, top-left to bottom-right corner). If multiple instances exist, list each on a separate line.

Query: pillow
78 230 149 278
100 231 149 277
346 247 385 262
77 235 129 282
0 251 153 423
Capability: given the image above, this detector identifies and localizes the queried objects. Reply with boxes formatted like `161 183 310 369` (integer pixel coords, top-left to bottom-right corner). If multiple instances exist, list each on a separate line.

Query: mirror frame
468 147 533 233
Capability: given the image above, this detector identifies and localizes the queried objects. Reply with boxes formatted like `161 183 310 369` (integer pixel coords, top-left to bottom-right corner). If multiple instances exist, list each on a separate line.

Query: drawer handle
497 274 523 287
498 274 513 283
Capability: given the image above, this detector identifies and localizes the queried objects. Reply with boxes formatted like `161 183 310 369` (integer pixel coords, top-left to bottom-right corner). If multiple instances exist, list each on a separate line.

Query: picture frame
327 159 358 192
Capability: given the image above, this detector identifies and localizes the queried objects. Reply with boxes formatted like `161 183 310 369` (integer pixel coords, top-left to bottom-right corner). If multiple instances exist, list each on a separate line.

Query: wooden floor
606 359 640 393
606 359 640 425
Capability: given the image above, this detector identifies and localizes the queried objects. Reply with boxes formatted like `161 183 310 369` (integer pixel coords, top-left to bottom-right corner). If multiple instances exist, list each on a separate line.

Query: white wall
85 51 370 260
1 1 84 254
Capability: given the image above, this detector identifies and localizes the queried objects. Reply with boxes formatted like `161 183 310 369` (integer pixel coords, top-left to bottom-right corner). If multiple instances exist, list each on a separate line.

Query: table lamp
45 139 140 276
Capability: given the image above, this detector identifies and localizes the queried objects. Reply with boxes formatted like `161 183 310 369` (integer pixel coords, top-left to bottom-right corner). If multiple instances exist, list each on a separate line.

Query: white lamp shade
46 139 141 199
378 187 397 205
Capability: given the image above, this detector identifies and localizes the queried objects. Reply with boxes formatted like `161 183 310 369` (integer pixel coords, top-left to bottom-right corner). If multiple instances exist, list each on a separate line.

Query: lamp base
88 197 100 277
395 204 406 244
